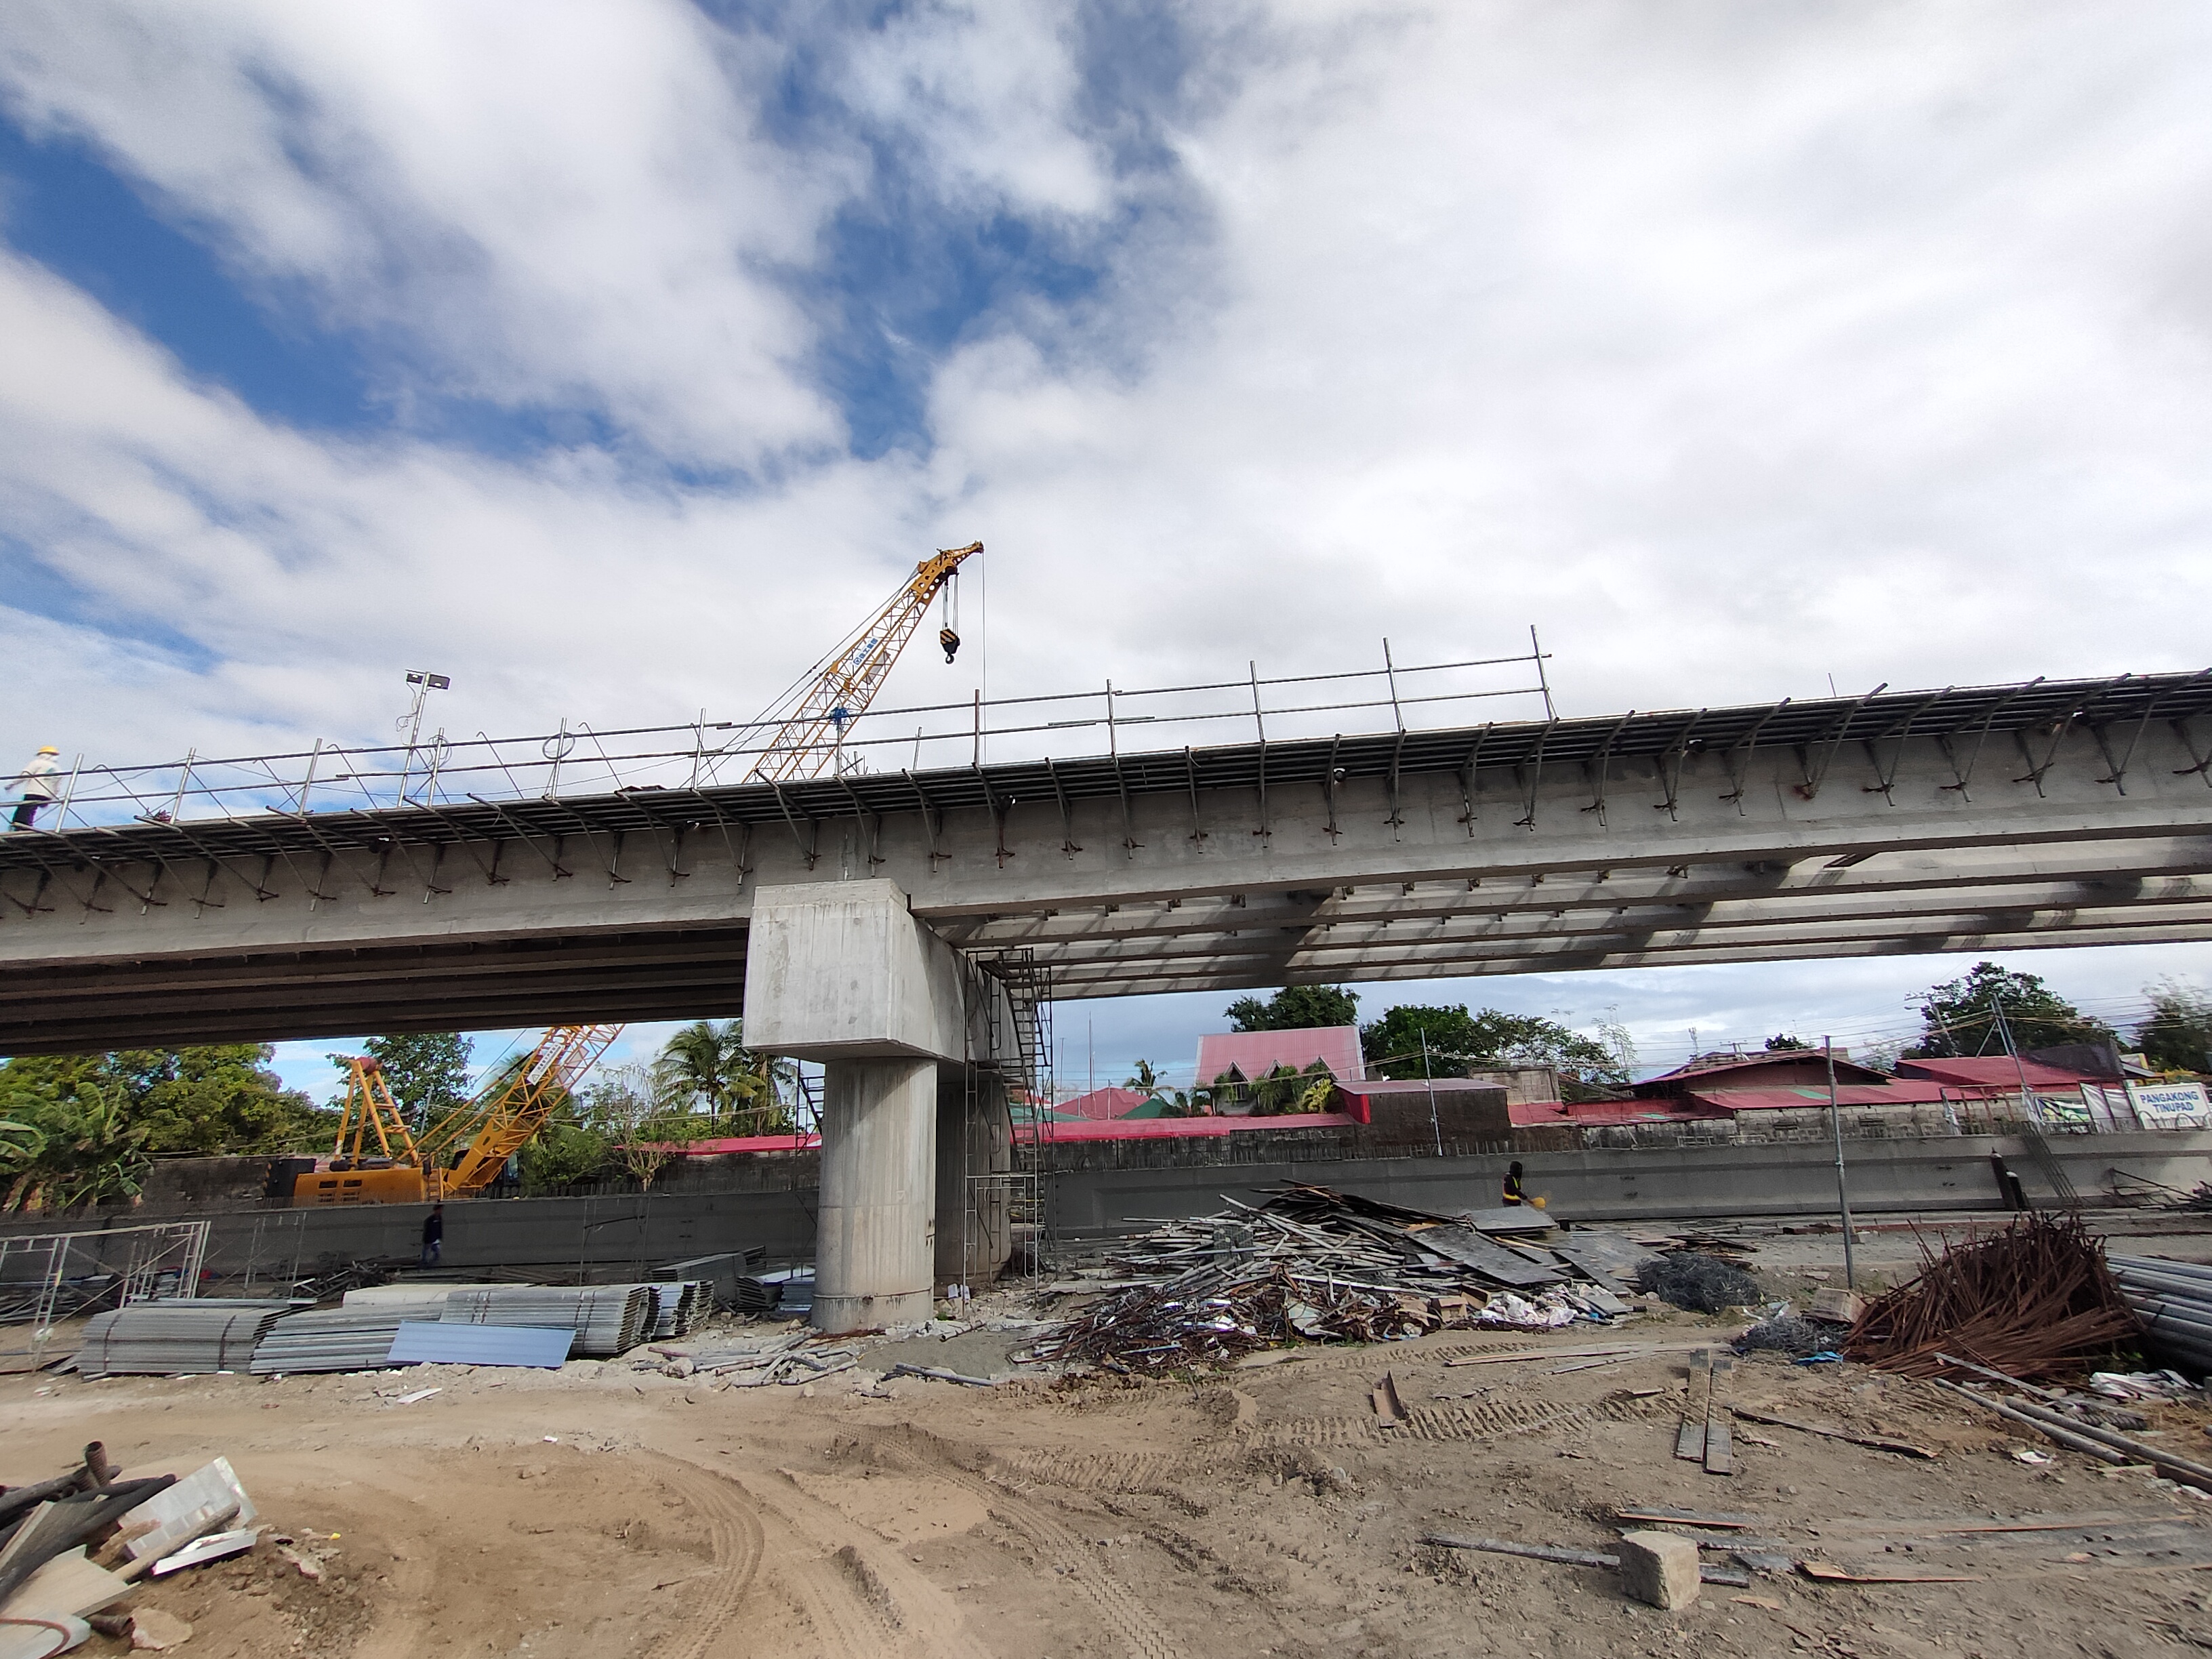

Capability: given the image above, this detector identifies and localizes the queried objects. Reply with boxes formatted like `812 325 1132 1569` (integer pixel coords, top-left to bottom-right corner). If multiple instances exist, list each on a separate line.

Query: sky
3 1 2209 1101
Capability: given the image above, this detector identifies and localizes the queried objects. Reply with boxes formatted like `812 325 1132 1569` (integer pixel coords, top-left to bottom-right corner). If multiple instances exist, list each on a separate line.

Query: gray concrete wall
10 1131 2206 1286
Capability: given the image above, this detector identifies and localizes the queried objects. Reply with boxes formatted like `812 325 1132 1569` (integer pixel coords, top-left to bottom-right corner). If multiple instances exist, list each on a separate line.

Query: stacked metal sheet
441 1285 655 1356
249 1305 419 1374
649 1280 708 1340
2109 1254 2212 1374
77 1300 295 1376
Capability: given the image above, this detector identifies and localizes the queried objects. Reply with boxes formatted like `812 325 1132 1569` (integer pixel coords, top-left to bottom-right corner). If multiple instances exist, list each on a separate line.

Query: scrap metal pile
1844 1212 2142 1380
1028 1184 1639 1373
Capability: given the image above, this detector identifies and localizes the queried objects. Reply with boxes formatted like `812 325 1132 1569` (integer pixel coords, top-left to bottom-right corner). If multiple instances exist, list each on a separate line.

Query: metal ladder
975 949 1054 1263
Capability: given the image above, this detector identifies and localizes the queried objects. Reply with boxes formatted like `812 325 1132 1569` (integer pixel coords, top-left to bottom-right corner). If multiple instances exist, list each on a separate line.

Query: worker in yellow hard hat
9 746 62 832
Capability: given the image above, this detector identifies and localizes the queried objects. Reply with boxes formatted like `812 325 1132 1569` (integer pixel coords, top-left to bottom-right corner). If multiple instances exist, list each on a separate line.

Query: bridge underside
3 671 2209 1052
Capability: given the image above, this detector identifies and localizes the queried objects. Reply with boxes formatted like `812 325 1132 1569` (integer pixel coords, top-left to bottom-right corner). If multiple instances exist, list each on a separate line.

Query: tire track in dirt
993 1390 1674 1488
746 1467 979 1659
645 1454 767 1659
839 1426 1186 1659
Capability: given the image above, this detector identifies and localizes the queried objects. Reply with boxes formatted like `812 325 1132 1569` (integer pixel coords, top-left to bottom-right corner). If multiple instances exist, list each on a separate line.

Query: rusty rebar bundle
1843 1212 2142 1380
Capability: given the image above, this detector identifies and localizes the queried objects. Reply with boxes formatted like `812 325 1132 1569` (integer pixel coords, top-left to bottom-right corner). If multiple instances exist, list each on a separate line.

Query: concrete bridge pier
742 879 1009 1332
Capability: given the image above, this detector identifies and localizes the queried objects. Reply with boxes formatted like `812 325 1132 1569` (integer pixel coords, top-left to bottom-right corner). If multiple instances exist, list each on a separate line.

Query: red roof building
1633 1052 1888 1098
1059 1086 1151 1122
1195 1026 1365 1086
1893 1057 2102 1090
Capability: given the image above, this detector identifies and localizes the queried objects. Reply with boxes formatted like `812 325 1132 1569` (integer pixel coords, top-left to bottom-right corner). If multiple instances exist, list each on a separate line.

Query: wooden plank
1443 1343 1712 1368
1799 1560 1982 1584
1612 1507 1765 1530
1371 1373 1409 1428
1730 1406 1938 1460
1705 1356 1736 1477
1415 1225 1564 1287
1676 1418 1708 1461
0 1548 129 1621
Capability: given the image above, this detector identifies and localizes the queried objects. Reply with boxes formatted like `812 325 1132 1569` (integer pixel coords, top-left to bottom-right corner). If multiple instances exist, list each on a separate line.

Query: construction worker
9 746 61 831
1502 1161 1527 1206
419 1202 445 1268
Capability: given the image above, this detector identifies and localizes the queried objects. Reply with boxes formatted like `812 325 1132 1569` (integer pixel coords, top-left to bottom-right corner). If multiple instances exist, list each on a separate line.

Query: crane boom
746 541 981 783
426 1023 626 1197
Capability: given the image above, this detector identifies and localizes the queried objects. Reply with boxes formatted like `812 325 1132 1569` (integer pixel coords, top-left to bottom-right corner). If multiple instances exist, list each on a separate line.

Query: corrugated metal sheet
386 1321 574 1368
1894 1057 2100 1089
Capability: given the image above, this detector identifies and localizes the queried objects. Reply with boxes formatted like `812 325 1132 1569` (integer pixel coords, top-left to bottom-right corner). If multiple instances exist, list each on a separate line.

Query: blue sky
4 2 2211 1096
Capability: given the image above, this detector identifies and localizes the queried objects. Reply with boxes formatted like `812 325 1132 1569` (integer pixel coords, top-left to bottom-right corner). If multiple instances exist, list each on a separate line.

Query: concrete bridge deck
4 670 2211 1052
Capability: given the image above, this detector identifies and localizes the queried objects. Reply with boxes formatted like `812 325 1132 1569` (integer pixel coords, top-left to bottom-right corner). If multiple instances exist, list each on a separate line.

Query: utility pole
1826 1036 1857 1290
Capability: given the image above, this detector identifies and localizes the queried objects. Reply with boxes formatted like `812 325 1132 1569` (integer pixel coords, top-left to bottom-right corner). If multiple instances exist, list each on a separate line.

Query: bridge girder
2 670 2209 1051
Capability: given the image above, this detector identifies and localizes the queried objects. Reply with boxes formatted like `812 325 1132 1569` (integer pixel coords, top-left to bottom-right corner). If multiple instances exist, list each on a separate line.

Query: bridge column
742 880 1004 1332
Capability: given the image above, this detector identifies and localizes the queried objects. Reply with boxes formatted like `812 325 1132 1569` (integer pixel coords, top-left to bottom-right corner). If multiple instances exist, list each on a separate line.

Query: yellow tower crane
746 540 981 783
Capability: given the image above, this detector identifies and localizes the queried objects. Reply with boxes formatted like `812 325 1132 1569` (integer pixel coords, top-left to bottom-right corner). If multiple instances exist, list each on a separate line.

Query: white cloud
0 0 848 463
3 1 2212 1036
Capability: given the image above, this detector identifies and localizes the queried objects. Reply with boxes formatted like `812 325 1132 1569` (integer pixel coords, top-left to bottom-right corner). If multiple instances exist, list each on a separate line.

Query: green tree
654 1019 795 1134
2137 979 2212 1073
1225 985 1360 1031
1765 1034 1812 1052
1908 962 2113 1058
0 1064 148 1213
1358 1005 1630 1099
333 1033 472 1134
517 1114 611 1194
1124 1059 1163 1092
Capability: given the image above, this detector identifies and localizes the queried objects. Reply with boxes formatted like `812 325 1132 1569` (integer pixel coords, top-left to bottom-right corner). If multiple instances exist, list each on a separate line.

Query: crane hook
939 626 962 663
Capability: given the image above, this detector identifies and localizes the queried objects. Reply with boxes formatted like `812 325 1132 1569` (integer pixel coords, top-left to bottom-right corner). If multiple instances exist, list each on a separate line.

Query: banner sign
2125 1080 2211 1130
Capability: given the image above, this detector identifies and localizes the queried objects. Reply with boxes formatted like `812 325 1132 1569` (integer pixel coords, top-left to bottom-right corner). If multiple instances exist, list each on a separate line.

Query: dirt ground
6 1227 2212 1659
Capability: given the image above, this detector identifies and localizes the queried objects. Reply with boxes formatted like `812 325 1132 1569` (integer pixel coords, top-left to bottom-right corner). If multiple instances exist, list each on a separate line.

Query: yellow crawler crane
270 1024 623 1204
746 540 981 783
419 1022 625 1197
273 1055 432 1204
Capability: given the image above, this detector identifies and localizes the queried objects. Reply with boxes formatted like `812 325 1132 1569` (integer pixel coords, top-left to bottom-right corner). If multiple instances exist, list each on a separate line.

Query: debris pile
0 1445 281 1650
1738 1315 1831 1357
1027 1185 1636 1372
1845 1212 2140 1380
1639 1253 1761 1313
2107 1255 2212 1375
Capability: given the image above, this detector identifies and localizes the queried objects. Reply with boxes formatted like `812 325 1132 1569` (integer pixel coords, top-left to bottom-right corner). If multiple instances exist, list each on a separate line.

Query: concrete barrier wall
7 1130 2205 1284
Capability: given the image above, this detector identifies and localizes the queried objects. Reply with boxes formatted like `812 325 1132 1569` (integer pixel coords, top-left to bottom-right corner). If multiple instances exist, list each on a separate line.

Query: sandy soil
6 1246 2212 1658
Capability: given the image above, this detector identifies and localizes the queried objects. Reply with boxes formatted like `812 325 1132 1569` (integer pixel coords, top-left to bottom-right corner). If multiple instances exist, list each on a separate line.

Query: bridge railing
17 638 1554 834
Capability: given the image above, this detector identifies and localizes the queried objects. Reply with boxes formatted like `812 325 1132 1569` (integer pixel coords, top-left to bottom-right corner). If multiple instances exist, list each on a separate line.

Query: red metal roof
1635 1052 1888 1092
1506 1098 1729 1127
1895 1057 2099 1089
1061 1086 1152 1121
1686 1081 1962 1112
1196 1026 1365 1085
1040 1112 1362 1141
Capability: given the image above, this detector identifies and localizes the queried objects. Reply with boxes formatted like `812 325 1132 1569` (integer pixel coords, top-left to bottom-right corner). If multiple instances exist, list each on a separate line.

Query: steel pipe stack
249 1305 419 1374
2108 1254 2212 1374
77 1300 295 1376
440 1286 655 1356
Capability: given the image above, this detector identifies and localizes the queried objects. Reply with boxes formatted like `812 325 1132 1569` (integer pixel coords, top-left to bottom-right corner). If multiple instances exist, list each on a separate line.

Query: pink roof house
1195 1026 1366 1088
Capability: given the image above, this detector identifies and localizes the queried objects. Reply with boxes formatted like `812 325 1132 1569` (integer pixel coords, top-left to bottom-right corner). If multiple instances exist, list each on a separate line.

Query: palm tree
1124 1059 1163 1093
654 1021 749 1118
654 1020 799 1134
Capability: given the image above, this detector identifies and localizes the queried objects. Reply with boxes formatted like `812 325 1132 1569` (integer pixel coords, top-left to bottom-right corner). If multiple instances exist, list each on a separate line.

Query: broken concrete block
1616 1530 1700 1610
129 1608 194 1650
